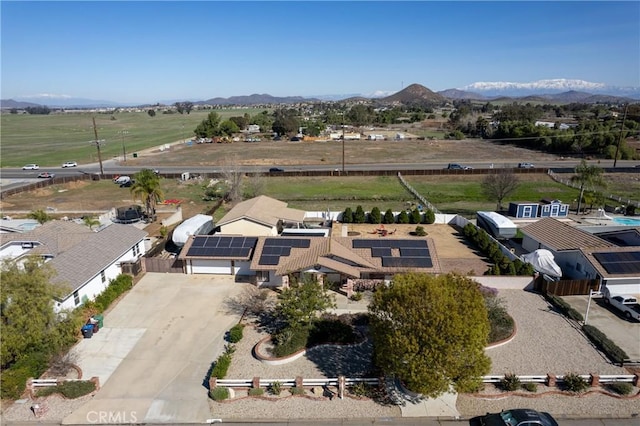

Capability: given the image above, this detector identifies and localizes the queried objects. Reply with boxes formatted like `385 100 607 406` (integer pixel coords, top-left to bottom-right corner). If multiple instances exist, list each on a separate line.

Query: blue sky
1 1 639 104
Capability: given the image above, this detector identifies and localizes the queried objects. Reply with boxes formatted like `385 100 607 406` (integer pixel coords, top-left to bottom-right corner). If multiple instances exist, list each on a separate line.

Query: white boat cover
521 249 562 278
172 214 213 246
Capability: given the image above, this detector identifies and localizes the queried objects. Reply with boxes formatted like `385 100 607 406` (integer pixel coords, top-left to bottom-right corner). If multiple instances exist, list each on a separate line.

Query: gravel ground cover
3 288 639 422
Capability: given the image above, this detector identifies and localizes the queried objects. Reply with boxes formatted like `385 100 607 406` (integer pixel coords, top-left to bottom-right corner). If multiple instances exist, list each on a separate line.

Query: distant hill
0 99 46 109
199 93 318 106
379 84 447 105
437 88 485 100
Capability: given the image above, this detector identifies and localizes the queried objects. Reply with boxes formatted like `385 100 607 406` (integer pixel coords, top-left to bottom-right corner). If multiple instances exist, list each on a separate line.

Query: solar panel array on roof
186 236 257 257
258 237 311 266
593 251 640 275
352 239 433 269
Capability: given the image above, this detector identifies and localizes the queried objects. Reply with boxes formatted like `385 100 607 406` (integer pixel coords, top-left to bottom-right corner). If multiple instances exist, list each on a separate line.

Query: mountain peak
380 83 446 104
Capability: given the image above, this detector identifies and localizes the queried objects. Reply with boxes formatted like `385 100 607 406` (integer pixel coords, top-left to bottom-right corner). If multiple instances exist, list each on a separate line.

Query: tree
1 257 66 367
28 209 53 224
571 160 606 215
219 156 244 203
219 120 240 136
369 207 381 224
194 112 222 138
410 208 422 224
272 109 299 136
481 167 520 211
423 208 435 224
342 207 353 223
82 216 101 230
147 109 156 117
130 168 164 219
397 210 409 224
275 275 336 330
369 273 491 397
354 205 366 223
383 209 395 224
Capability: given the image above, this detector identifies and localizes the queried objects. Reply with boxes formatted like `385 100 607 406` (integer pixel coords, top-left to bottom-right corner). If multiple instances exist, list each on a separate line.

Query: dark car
480 409 558 426
269 167 284 173
446 163 472 170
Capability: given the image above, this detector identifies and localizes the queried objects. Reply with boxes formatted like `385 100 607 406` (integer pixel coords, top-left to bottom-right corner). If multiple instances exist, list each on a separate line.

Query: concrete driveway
63 273 244 425
563 295 640 361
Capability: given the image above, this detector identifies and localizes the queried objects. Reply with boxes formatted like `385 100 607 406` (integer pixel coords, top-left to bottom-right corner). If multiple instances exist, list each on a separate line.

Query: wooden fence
534 276 599 296
143 257 184 273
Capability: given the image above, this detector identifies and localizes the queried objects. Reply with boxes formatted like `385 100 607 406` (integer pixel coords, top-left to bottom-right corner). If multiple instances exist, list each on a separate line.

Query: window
101 270 106 283
576 263 582 272
133 243 139 257
256 270 269 281
73 291 80 306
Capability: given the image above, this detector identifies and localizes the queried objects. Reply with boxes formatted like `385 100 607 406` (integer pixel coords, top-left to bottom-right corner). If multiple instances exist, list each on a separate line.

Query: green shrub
423 208 435 224
342 208 353 223
289 386 306 395
563 372 589 393
210 387 229 401
308 317 356 347
607 382 633 395
369 207 381 224
210 345 235 379
522 383 538 392
546 294 584 322
270 381 282 395
228 324 244 343
354 205 366 223
248 388 264 396
414 226 427 236
582 324 628 364
271 327 309 357
397 210 409 224
499 373 521 391
93 274 133 311
410 208 421 224
0 351 50 399
485 296 514 343
349 382 375 398
383 209 395 224
58 380 96 398
350 291 363 301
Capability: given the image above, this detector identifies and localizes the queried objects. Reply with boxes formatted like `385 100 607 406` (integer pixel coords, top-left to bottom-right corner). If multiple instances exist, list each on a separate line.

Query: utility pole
120 130 129 162
91 117 105 176
613 104 628 168
342 110 345 173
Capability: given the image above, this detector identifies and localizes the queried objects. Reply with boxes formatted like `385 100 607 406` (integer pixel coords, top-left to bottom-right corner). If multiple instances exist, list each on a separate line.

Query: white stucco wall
220 219 276 236
55 240 146 313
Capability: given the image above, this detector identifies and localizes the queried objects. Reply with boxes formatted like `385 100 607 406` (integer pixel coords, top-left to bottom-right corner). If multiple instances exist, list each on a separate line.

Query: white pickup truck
602 290 640 321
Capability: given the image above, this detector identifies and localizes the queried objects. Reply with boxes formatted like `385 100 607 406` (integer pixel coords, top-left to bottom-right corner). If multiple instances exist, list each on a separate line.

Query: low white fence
482 374 636 384
548 170 640 208
216 377 380 388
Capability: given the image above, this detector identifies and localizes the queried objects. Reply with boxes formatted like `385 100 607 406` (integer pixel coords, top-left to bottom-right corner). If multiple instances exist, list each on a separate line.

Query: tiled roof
582 247 640 279
50 224 147 296
521 218 613 251
0 220 93 256
217 195 305 228
249 235 441 277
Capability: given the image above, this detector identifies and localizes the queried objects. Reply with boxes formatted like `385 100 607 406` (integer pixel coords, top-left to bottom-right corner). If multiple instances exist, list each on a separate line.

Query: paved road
62 273 244 425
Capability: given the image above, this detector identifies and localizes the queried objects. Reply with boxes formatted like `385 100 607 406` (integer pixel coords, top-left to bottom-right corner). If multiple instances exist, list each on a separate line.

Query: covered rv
476 211 517 239
172 214 214 247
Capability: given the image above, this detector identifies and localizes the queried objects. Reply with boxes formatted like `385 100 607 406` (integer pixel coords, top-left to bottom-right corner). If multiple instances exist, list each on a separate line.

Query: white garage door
191 259 232 274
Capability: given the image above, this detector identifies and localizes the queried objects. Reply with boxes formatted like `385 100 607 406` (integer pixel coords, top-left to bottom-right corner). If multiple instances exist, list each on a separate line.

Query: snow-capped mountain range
459 79 639 98
2 79 638 108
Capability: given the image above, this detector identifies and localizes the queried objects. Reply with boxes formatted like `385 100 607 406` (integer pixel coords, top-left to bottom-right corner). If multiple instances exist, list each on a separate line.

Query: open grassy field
0 108 268 167
0 174 586 220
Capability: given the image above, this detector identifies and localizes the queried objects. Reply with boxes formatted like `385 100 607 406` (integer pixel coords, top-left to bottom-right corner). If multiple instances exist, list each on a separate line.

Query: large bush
227 324 244 343
93 274 133 311
582 324 628 364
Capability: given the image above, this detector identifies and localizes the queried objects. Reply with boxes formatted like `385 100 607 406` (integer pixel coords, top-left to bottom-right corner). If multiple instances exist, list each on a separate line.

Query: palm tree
130 169 164 220
28 209 52 224
570 160 605 215
83 216 101 230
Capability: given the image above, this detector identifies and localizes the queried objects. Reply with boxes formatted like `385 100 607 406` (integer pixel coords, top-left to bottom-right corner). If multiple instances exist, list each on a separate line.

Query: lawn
0 108 269 167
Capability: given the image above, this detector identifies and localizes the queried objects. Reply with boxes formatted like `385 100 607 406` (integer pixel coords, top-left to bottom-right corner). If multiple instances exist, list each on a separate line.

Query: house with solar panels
520 218 640 294
179 234 440 287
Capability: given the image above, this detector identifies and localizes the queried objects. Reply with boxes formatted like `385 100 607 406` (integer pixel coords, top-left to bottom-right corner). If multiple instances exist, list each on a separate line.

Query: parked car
446 163 472 170
602 289 640 321
114 175 131 185
518 162 535 169
22 164 39 170
269 167 284 173
479 409 558 426
62 161 78 168
37 172 55 179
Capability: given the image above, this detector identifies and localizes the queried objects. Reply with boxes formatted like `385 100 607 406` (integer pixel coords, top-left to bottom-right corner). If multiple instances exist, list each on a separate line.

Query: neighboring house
0 220 147 312
0 218 40 234
179 234 440 287
508 199 569 219
215 195 306 236
520 218 640 294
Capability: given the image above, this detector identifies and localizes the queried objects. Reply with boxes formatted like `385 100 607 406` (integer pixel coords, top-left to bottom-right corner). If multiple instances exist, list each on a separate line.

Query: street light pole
613 104 628 168
342 111 345 173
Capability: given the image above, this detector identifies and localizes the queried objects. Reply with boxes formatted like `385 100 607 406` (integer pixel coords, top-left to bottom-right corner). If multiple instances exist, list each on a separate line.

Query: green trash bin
93 314 104 328
133 153 138 158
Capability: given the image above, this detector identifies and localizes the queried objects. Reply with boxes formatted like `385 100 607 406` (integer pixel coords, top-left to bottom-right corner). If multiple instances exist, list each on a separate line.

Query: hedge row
342 205 435 225
462 223 535 276
545 294 584 322
36 380 96 398
582 324 629 365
